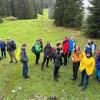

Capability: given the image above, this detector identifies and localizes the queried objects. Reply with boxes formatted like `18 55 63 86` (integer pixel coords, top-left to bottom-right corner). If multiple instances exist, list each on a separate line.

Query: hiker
79 50 95 91
0 40 7 58
95 48 100 82
53 43 62 81
34 40 43 65
72 46 83 80
7 39 18 63
20 44 30 79
68 36 76 59
62 37 69 65
84 40 92 53
41 42 52 70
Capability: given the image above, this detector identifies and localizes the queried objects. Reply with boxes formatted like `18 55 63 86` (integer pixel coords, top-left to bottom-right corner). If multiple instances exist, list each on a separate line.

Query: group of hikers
0 37 100 91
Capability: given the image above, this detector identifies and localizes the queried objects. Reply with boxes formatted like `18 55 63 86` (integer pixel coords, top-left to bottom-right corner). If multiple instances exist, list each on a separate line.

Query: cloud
83 0 90 8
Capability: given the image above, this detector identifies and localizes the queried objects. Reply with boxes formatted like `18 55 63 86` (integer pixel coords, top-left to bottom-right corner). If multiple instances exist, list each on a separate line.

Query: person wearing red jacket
62 37 69 65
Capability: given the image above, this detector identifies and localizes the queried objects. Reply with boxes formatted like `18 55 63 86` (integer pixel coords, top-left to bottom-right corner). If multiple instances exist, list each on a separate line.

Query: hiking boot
54 78 59 82
10 61 13 63
54 79 59 82
24 76 30 79
15 61 18 64
81 86 87 91
97 80 100 83
58 75 61 77
78 83 84 87
71 77 76 81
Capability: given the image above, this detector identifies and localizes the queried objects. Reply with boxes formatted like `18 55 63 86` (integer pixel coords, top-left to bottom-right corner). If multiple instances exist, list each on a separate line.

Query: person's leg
68 51 72 59
96 68 99 79
65 53 68 65
64 53 67 65
4 48 6 58
54 66 56 79
38 53 40 62
54 66 58 81
36 53 40 65
79 69 86 86
23 63 26 77
73 62 76 80
12 51 18 63
82 72 89 90
57 66 60 77
46 57 50 67
98 69 100 81
1 49 3 58
75 62 80 80
41 56 46 70
35 53 38 64
9 52 13 63
35 53 37 64
24 62 28 78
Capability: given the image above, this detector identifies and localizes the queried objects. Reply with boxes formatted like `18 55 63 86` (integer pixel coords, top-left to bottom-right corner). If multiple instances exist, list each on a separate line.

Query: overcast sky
83 0 89 8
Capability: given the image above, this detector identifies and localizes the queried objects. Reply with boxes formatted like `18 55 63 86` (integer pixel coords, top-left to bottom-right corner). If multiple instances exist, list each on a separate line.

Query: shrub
3 16 17 21
0 17 3 23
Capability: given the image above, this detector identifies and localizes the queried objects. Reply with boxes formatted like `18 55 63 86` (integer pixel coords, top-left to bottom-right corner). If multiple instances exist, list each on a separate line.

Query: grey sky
83 0 89 8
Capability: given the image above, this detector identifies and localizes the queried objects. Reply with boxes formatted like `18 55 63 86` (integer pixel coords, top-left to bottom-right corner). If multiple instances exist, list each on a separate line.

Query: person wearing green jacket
35 40 43 65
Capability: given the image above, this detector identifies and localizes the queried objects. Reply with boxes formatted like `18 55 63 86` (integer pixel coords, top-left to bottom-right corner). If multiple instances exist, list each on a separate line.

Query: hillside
0 9 100 100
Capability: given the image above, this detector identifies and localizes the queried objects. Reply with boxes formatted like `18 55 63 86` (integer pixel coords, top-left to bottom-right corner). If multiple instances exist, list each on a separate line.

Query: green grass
0 9 100 100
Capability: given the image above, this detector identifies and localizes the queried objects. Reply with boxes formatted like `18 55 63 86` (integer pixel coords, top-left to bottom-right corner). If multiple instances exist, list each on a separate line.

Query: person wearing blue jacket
0 40 7 58
68 37 76 59
84 40 92 53
95 49 100 82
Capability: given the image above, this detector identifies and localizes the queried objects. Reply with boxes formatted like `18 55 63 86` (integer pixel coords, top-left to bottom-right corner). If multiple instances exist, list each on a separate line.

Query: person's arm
89 59 95 76
20 51 27 62
92 45 95 54
79 57 84 72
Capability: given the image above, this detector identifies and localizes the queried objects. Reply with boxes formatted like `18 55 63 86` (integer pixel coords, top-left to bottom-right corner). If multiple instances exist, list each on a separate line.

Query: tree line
0 0 54 19
0 0 100 38
54 0 100 38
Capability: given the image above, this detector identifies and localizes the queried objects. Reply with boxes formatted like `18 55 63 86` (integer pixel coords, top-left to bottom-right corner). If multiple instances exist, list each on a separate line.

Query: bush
0 17 3 23
3 16 17 21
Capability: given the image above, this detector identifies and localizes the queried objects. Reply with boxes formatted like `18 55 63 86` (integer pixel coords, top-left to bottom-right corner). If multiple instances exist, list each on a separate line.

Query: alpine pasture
0 9 100 100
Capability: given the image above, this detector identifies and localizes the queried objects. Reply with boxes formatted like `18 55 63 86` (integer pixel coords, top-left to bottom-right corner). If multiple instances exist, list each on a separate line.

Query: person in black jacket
20 44 30 79
41 42 52 70
7 39 18 63
53 43 62 82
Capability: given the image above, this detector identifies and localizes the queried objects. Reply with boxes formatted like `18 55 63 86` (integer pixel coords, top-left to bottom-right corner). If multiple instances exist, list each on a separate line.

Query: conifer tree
86 0 100 38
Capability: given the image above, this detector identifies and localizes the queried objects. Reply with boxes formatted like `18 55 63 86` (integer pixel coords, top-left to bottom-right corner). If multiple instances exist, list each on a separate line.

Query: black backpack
31 45 36 53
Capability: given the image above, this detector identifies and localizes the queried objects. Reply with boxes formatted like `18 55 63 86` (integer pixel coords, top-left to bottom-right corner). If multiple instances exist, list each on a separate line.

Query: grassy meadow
0 9 100 100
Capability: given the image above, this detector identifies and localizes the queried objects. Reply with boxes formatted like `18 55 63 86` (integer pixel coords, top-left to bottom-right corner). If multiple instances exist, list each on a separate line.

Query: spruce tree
62 0 83 28
86 0 100 38
18 0 36 19
34 0 44 15
54 0 83 28
0 0 7 17
54 0 65 26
